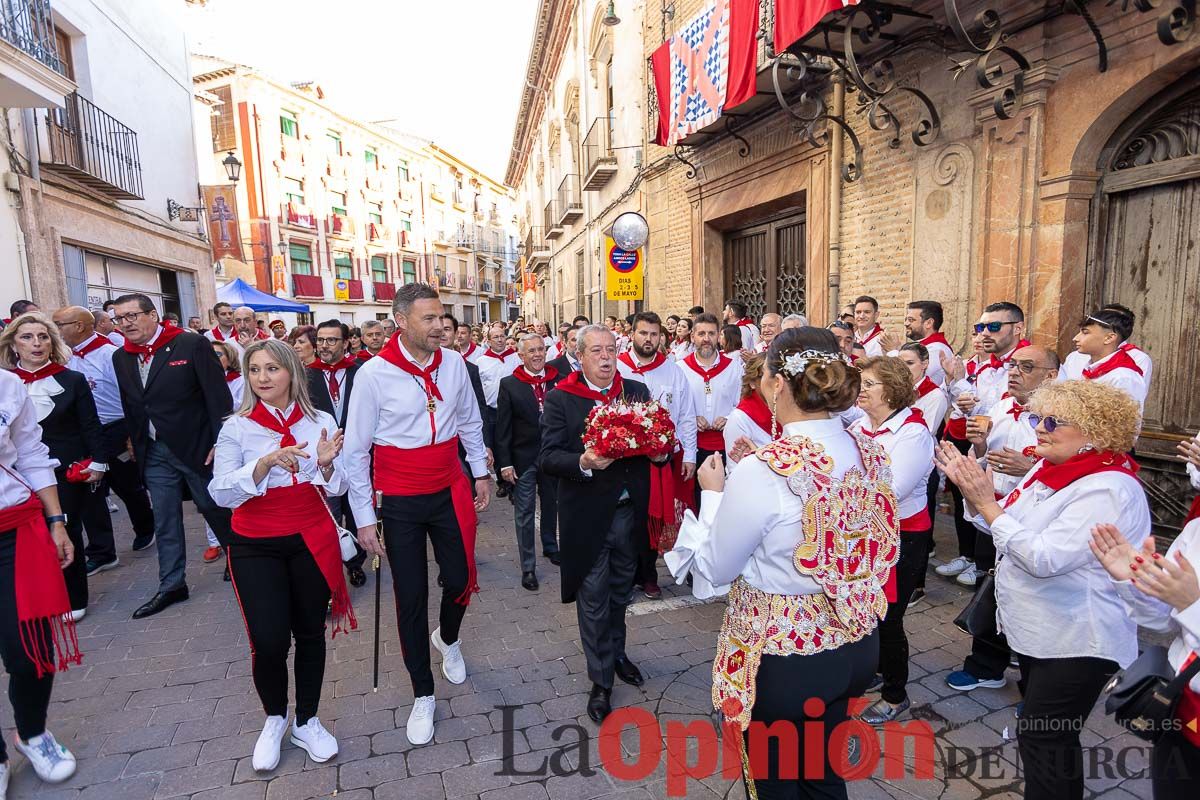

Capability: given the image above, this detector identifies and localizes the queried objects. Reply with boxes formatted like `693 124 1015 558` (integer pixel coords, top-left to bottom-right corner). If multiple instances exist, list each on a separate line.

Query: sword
372 489 384 693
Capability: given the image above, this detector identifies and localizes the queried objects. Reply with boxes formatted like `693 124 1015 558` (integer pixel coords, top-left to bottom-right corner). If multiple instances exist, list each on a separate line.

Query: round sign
609 246 640 273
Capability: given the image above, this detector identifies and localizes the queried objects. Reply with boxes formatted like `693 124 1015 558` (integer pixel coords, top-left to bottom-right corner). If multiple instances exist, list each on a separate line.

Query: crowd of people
0 287 1196 800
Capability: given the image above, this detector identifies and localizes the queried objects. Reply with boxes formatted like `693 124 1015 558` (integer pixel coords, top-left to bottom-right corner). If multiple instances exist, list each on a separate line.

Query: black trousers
878 531 932 705
1015 654 1118 800
633 526 658 588
0 529 55 763
82 420 154 562
945 436 976 561
916 469 939 591
1151 730 1200 799
745 631 879 799
576 503 636 689
381 489 470 698
227 533 330 725
55 474 89 611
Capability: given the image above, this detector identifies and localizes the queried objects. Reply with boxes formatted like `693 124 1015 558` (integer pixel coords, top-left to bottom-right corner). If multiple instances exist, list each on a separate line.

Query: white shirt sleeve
208 420 266 509
722 410 756 467
456 361 488 478
676 376 698 464
889 423 935 503
344 368 382 527
10 391 58 492
1188 435 1199 490
689 459 781 587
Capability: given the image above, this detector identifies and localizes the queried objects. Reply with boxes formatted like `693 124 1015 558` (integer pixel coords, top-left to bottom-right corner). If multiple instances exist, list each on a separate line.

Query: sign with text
334 279 350 301
605 237 643 301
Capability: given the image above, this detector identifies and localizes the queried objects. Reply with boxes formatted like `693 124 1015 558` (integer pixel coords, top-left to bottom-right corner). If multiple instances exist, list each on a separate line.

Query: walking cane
372 489 384 692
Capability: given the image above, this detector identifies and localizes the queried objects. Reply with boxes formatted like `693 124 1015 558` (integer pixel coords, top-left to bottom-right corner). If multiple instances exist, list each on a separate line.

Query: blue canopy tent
215 278 310 313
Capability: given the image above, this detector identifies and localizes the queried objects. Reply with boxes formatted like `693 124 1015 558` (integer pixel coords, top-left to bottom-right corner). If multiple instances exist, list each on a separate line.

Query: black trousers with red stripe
380 489 469 698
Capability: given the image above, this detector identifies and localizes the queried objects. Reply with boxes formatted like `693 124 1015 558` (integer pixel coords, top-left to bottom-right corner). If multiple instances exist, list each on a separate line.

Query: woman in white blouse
668 317 693 361
722 353 774 465
667 327 898 799
848 356 935 725
936 380 1149 800
209 339 351 774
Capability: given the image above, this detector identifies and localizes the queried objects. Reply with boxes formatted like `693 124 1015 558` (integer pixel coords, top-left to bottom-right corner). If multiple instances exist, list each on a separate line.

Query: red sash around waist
648 451 695 554
698 430 726 451
374 439 479 605
0 494 81 676
231 483 356 635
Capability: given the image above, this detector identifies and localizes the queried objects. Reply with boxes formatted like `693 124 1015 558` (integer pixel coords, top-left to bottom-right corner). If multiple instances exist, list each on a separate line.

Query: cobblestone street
0 501 1157 800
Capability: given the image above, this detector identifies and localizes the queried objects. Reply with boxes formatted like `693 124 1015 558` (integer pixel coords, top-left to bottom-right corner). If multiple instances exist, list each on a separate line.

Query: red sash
1176 652 1200 747
735 392 773 435
618 352 667 375
1082 349 1144 380
374 439 479 605
1002 450 1139 509
0 494 81 676
919 332 951 349
356 350 374 362
648 452 695 554
72 335 111 359
483 348 516 361
123 324 184 363
555 370 624 403
231 483 356 635
10 363 67 384
915 377 939 398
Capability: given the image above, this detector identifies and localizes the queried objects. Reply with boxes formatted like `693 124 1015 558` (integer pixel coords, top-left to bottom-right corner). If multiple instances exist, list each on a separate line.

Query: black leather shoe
587 684 612 723
132 587 189 619
131 533 155 551
347 566 367 587
222 565 230 582
521 571 538 591
545 551 561 566
614 656 644 687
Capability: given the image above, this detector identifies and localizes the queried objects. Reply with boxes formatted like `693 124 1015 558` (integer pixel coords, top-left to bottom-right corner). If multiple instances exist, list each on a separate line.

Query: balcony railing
582 117 617 190
556 174 583 225
1 0 63 74
524 227 550 264
544 199 563 239
41 92 143 199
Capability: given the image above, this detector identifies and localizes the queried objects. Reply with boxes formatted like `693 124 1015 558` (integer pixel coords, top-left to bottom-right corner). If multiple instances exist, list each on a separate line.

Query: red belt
698 430 725 451
883 512 933 603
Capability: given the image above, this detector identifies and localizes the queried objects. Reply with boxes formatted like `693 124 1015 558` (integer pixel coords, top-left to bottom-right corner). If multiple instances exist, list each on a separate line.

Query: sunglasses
1027 414 1073 433
973 321 1018 334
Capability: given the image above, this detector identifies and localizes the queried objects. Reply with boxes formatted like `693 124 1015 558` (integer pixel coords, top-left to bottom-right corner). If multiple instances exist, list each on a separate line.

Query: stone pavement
0 499 1158 800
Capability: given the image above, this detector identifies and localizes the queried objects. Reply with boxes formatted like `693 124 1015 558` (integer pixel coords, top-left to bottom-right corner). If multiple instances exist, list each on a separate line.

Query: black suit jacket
539 378 651 603
36 369 109 468
307 361 359 430
112 330 232 475
546 354 576 378
495 370 561 476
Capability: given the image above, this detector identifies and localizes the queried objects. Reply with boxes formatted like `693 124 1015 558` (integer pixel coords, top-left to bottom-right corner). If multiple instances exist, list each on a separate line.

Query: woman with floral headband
666 327 899 799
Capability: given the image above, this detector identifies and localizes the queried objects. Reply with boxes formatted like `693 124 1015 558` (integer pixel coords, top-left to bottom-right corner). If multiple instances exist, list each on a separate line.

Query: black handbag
1103 646 1200 742
953 569 997 641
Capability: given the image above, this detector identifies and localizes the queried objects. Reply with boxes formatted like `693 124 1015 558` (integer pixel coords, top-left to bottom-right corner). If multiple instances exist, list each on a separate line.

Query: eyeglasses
111 310 154 324
315 337 344 346
1027 414 1073 433
1005 360 1054 374
973 321 1018 334
860 378 882 389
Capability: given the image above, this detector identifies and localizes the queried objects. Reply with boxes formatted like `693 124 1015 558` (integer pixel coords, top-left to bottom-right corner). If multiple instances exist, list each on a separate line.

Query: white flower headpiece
778 349 853 378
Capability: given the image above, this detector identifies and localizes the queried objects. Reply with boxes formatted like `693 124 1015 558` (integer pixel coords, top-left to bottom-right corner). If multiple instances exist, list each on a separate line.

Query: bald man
232 306 268 349
52 306 156 570
755 313 782 353
93 309 124 346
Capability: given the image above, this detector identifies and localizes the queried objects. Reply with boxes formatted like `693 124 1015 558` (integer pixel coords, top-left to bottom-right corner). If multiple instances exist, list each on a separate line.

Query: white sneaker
935 556 973 577
0 760 9 799
431 627 466 684
956 565 979 587
15 731 76 783
252 715 289 772
290 716 338 763
406 696 436 745
68 608 86 622
106 498 118 513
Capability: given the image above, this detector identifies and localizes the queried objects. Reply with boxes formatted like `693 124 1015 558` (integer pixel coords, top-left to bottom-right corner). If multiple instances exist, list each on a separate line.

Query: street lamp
222 151 242 183
602 1 620 26
277 239 287 255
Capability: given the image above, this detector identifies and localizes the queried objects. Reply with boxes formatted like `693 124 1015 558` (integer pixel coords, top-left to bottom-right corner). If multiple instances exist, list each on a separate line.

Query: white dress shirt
971 466 1151 666
617 355 698 464
1111 519 1200 693
848 408 934 523
105 331 125 348
734 322 759 351
460 342 485 365
669 340 694 362
1188 433 1199 491
476 349 520 407
666 417 867 598
67 334 123 425
677 353 744 437
912 378 949 435
722 407 773 464
1061 346 1153 393
856 325 885 358
980 395 1039 498
0 370 59 509
209 403 345 509
344 345 486 527
952 346 1021 418
1061 349 1149 411
226 375 245 406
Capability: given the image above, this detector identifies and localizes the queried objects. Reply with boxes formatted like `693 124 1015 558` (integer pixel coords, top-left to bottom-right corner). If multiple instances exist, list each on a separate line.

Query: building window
284 177 304 205
400 213 412 232
209 85 235 152
368 202 383 225
436 254 447 273
399 161 410 181
280 111 299 139
330 191 347 217
402 259 417 284
289 243 313 275
53 27 75 80
326 131 342 156
371 255 388 284
334 251 353 280
364 147 378 169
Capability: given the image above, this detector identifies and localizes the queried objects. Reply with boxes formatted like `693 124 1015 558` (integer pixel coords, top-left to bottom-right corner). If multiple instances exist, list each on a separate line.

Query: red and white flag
651 0 760 147
774 0 859 54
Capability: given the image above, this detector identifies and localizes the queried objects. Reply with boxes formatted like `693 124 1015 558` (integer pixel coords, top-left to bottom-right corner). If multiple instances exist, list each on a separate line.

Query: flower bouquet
582 400 677 460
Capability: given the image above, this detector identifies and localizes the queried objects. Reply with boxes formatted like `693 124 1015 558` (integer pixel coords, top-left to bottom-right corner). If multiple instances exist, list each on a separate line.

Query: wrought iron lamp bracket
724 115 752 158
673 145 699 179
167 199 202 222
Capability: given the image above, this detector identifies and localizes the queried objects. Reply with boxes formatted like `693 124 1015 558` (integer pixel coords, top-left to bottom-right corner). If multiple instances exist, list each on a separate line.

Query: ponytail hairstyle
766 327 860 413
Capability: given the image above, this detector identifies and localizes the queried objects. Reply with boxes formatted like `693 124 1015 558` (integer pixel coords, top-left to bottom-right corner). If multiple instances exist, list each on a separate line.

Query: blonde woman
208 339 352 772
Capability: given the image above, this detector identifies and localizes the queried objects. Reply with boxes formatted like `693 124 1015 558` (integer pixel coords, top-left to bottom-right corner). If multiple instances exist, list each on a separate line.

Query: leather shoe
545 551 561 566
132 587 189 619
587 684 612 723
614 656 644 687
521 572 538 591
223 565 230 582
347 566 366 587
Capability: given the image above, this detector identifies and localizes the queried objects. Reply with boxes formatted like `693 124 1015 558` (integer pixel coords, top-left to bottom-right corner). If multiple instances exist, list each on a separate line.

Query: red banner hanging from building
202 185 243 261
774 0 859 54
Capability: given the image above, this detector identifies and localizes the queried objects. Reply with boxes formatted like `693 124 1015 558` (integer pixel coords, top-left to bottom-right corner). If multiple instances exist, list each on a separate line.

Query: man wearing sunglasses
1062 307 1149 412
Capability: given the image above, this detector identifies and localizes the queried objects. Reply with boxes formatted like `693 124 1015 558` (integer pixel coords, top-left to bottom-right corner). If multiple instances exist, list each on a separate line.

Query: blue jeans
143 440 231 592
512 466 558 573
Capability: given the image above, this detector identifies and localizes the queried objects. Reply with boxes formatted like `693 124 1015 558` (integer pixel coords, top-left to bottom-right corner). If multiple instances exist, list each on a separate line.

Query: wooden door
724 211 806 318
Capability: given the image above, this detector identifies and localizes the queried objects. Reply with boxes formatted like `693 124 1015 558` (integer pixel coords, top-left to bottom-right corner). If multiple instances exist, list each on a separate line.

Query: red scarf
919 332 951 349
1001 394 1027 421
1003 449 1140 509
858 324 883 345
983 340 1032 372
966 357 981 378
734 318 754 328
554 370 624 403
123 325 184 364
649 452 695 554
483 347 516 361
224 370 240 384
736 392 773 435
915 377 939 398
10 363 67 384
247 401 304 446
618 351 667 375
682 352 733 382
376 337 443 401
512 365 558 410
356 350 374 362
462 342 478 360
1176 652 1200 747
1082 349 1144 380
254 329 269 340
210 326 232 342
71 335 110 359
0 493 82 677
859 408 926 438
308 354 356 403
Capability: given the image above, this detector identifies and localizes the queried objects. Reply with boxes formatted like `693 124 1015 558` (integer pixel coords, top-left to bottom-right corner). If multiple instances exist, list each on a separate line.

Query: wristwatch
45 514 68 526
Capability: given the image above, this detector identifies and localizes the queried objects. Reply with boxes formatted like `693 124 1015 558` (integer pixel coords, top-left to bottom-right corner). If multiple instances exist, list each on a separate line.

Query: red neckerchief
224 370 240 384
682 352 733 383
10 363 67 384
1083 349 1144 380
983 340 1032 372
123 325 184 364
255 329 269 340
618 351 667 375
858 408 926 438
210 326 232 342
920 332 951 349
915 377 939 398
247 401 305 448
72 334 110 359
483 347 516 361
735 318 754 328
999 393 1027 421
513 365 558 409
308 354 357 373
356 349 374 361
966 357 982 378
857 324 883 345
736 391 773 435
462 342 478 359
376 337 444 401
1118 342 1145 358
555 370 623 403
1004 449 1140 508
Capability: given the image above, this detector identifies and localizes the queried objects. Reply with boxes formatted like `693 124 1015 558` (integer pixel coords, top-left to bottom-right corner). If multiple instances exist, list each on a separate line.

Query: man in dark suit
307 318 367 586
496 333 561 592
540 324 662 723
546 325 580 377
110 293 233 618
